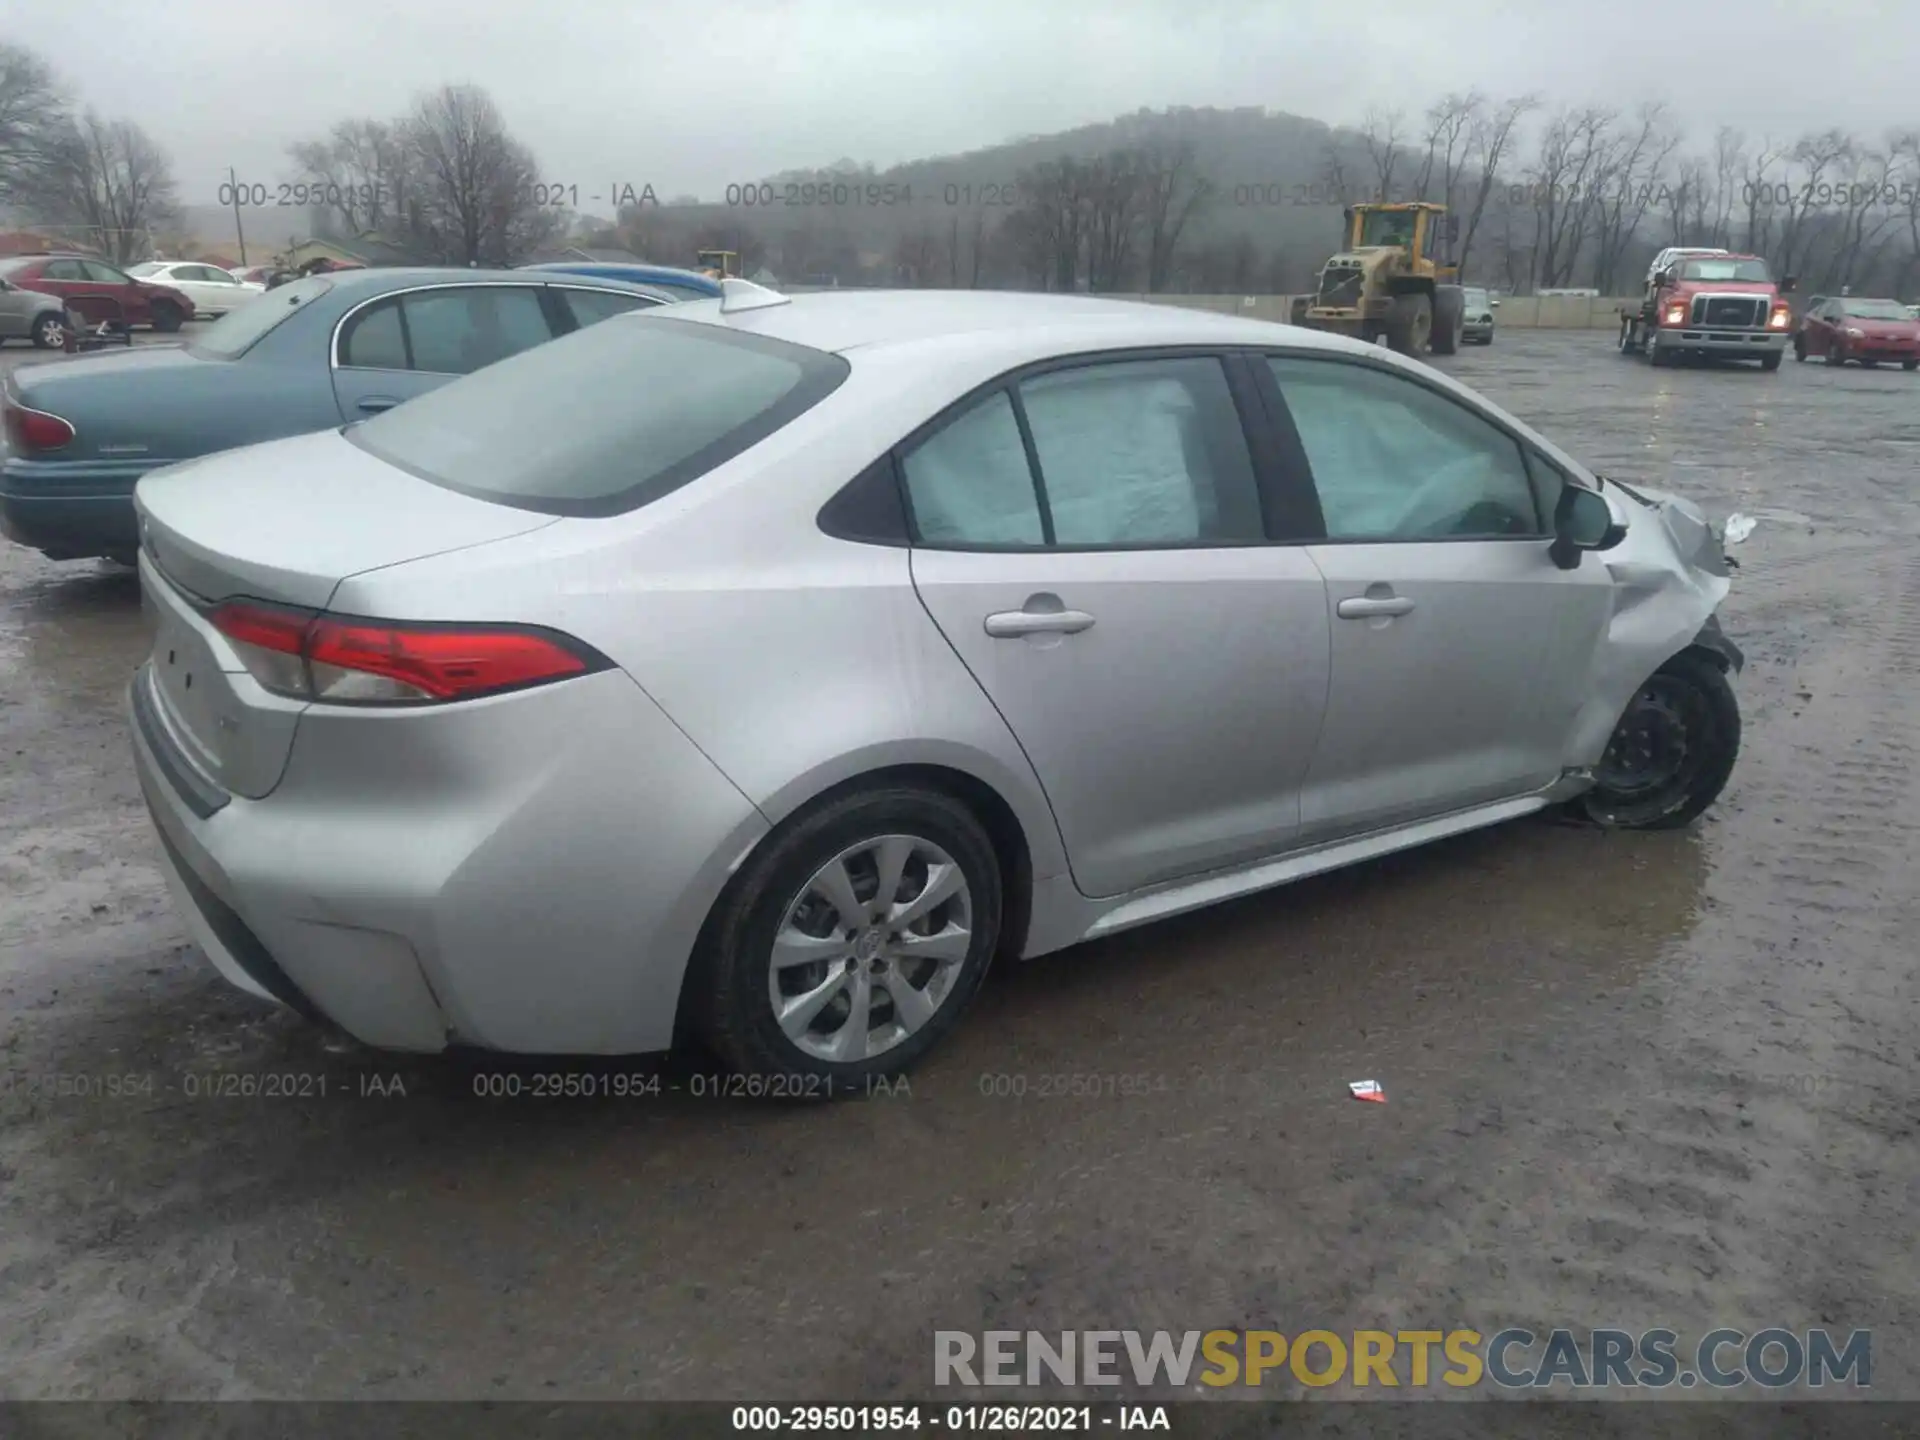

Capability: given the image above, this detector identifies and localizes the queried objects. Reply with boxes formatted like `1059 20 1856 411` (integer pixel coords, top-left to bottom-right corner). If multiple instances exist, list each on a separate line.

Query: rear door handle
357 397 399 414
984 608 1096 638
1337 596 1414 619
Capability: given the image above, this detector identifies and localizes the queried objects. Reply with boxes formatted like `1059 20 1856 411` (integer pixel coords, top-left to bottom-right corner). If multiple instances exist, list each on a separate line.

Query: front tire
692 785 1003 1089
1430 286 1465 355
1580 652 1740 830
31 313 67 349
1793 335 1806 361
1825 344 1845 366
1384 292 1432 355
1760 351 1782 372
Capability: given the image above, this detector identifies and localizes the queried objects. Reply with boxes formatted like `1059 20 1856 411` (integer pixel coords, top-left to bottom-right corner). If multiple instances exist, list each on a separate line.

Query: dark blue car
0 267 677 564
517 262 724 302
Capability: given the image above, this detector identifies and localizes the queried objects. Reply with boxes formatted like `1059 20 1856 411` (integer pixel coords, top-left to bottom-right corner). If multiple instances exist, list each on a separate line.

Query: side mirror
1549 485 1627 571
0 278 10 291
1779 275 1797 294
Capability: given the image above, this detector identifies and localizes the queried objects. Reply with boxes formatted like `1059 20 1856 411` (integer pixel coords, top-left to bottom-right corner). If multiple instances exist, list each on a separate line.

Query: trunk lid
135 428 560 797
135 426 559 611
9 344 341 472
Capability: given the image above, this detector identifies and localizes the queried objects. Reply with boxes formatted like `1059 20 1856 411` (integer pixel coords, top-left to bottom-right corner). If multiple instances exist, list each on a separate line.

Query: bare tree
393 84 562 265
287 119 407 235
1827 140 1896 292
1456 94 1536 279
1359 107 1407 201
1413 91 1482 209
1082 150 1146 292
894 226 944 286
1317 138 1355 206
1137 139 1212 292
0 43 69 204
1525 105 1613 288
1891 130 1920 300
1710 126 1745 246
1739 137 1784 254
16 111 179 263
1588 104 1681 292
1007 157 1096 291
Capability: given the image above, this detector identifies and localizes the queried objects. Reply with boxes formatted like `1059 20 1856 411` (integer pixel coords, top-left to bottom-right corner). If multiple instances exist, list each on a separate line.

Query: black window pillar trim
1004 384 1057 547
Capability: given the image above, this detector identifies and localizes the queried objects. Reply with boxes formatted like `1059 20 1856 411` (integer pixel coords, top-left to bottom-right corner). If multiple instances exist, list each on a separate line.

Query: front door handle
984 606 1096 638
1337 595 1414 619
357 396 399 414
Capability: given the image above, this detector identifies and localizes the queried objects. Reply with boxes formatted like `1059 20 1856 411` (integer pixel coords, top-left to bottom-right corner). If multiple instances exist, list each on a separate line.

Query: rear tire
150 302 184 334
1288 295 1310 327
1580 651 1740 830
1430 285 1465 355
1904 360 1918 371
692 785 1003 1090
1384 292 1432 355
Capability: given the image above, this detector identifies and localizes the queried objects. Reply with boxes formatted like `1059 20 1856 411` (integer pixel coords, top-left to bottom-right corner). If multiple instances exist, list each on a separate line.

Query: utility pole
228 165 248 265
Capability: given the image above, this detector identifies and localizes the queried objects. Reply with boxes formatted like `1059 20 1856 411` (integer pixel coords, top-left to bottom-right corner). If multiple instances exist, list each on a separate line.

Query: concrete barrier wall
783 286 1641 328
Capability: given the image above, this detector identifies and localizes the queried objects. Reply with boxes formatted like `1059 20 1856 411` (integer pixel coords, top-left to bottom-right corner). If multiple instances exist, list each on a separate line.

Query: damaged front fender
1564 484 1742 771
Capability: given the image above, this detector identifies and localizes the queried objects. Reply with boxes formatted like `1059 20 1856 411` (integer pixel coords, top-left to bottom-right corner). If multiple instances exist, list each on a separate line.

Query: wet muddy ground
1 331 1917 1415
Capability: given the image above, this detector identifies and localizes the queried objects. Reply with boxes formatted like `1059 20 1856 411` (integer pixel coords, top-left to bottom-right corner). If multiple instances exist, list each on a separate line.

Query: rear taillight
3 400 75 453
209 599 605 705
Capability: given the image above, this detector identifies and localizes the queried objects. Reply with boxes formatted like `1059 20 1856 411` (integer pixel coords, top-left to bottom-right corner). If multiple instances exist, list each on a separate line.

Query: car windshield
1680 258 1771 282
128 263 165 277
349 314 849 516
1841 299 1910 320
187 275 332 359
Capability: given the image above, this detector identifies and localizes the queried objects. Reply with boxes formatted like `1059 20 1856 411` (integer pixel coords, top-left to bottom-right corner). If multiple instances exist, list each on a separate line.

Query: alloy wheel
768 834 973 1064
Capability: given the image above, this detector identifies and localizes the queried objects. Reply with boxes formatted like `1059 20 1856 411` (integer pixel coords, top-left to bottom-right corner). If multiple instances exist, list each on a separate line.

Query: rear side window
350 314 849 516
558 287 659 328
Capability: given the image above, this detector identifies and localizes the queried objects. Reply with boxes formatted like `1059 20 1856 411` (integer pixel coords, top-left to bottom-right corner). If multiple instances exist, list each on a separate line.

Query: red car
1795 295 1920 369
0 254 194 334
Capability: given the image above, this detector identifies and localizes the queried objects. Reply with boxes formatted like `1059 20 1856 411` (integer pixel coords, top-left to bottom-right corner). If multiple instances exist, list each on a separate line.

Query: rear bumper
1650 327 1787 356
0 489 139 559
129 657 771 1056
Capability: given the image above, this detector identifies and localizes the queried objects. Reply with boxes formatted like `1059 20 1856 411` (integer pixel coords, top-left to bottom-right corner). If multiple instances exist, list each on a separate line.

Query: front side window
900 390 1044 546
1017 358 1262 545
1268 356 1541 541
83 261 132 283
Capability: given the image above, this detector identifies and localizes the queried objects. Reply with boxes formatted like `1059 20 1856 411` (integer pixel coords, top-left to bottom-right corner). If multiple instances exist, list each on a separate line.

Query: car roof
661 288 1383 362
309 266 681 300
521 262 722 295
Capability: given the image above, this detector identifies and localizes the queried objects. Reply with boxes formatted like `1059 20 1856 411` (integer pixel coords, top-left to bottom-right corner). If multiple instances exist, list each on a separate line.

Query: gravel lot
2 328 1917 1416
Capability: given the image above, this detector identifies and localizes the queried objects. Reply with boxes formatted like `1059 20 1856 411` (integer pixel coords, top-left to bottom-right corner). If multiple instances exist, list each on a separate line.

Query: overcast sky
13 0 1918 218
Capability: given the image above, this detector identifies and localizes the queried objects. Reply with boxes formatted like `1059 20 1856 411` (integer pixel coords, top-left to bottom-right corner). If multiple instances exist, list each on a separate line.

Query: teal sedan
0 267 676 564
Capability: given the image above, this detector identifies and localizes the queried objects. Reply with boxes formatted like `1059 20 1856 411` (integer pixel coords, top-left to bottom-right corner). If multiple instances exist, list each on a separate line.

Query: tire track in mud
1336 545 1920 1395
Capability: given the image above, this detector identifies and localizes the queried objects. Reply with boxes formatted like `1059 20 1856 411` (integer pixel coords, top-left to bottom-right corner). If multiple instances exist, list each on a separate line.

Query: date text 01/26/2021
730 1405 1169 1431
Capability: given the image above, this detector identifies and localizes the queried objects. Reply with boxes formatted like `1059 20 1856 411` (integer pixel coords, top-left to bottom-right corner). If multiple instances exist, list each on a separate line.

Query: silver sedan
128 284 1747 1084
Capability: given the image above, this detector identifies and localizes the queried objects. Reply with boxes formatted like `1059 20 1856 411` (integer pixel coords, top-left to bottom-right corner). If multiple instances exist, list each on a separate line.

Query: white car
128 262 265 319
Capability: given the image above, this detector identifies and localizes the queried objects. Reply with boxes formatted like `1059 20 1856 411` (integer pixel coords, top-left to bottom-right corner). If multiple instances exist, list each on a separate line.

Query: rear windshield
1679 258 1771 282
188 275 332 359
348 313 849 516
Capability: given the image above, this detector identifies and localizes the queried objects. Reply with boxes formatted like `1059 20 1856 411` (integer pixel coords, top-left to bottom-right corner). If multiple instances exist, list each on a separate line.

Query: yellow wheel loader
1288 202 1467 357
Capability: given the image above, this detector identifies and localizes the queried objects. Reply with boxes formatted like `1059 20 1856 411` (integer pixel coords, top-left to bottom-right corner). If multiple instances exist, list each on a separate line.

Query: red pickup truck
1617 250 1795 371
